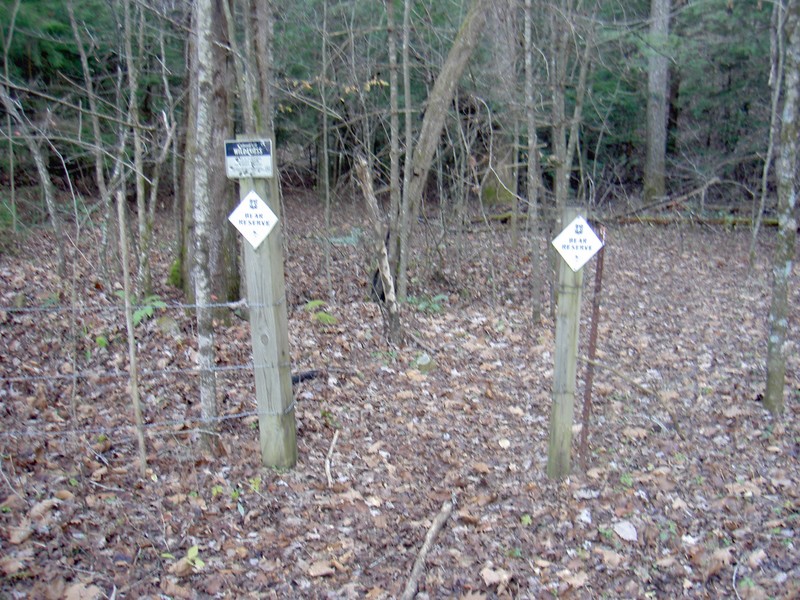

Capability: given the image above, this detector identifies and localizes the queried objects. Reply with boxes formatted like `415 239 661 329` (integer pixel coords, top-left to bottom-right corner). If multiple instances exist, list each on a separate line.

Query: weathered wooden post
547 206 603 479
226 137 296 468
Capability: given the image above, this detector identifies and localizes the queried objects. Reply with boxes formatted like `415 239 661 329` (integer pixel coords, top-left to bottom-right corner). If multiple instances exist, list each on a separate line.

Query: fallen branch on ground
401 499 454 600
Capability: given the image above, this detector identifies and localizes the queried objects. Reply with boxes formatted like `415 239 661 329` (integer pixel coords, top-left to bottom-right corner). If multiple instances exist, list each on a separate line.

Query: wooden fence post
235 137 296 468
547 205 584 479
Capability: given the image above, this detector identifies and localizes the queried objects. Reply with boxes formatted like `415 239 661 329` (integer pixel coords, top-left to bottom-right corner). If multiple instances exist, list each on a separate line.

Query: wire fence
0 297 278 445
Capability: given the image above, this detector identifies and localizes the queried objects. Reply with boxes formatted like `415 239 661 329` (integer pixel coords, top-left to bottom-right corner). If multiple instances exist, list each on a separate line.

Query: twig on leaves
406 329 436 354
732 563 742 600
325 430 339 488
401 499 454 600
88 480 125 493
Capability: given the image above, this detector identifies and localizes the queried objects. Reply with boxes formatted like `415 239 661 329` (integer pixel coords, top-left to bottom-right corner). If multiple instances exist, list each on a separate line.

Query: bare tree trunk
69 0 114 283
525 0 543 321
321 1 334 299
550 3 569 222
192 0 222 454
180 0 237 306
751 0 786 267
485 0 520 246
3 0 20 234
386 0 402 275
210 0 238 304
397 0 414 300
123 0 151 295
252 0 274 131
765 0 800 416
180 16 198 298
116 184 147 476
643 0 671 204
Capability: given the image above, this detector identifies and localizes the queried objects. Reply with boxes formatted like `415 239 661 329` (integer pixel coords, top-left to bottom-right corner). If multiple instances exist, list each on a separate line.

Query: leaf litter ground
0 194 798 599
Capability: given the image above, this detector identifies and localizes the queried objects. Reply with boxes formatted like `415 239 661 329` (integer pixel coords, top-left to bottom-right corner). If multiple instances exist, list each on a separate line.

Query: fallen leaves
613 520 638 543
64 583 103 600
7 518 33 544
557 568 589 588
1 209 799 599
307 559 336 577
480 565 512 588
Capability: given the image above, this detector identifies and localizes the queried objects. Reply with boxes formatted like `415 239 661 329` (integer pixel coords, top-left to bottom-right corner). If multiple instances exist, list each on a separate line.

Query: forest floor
0 190 799 599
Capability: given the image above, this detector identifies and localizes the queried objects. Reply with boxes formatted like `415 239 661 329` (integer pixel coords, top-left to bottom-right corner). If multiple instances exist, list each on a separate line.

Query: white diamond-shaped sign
551 215 604 272
228 190 278 249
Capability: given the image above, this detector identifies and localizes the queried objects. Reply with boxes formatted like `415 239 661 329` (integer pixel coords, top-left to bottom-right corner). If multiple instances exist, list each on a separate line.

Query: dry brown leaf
747 548 767 569
655 555 677 569
406 370 426 382
586 467 605 479
188 495 207 510
8 518 32 544
595 546 624 568
557 569 589 588
160 577 193 599
29 498 60 521
703 546 734 581
722 406 745 418
169 557 195 577
0 494 26 512
726 481 762 497
54 489 75 501
457 508 480 525
473 462 491 474
622 427 648 440
64 583 103 600
90 466 107 481
308 559 335 577
367 441 385 454
480 566 511 587
533 557 552 568
0 555 25 576
338 489 364 503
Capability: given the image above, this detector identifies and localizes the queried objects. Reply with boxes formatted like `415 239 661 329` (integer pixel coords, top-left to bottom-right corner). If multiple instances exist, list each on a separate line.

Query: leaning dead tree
355 155 401 341
396 0 490 299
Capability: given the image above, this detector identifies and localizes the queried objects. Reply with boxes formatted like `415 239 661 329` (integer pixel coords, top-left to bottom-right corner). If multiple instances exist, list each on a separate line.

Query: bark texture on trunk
192 0 222 454
644 0 671 204
765 0 800 416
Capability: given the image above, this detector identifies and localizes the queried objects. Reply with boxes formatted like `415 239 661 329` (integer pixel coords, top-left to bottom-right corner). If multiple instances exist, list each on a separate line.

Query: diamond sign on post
228 190 278 249
551 215 604 272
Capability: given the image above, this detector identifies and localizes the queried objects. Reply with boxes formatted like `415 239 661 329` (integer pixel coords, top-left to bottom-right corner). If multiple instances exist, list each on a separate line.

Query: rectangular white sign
224 139 273 179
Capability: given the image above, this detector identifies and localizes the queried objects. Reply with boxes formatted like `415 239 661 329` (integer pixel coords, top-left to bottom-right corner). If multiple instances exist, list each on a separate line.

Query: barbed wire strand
0 400 299 441
1 298 299 445
0 361 293 385
0 296 289 315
